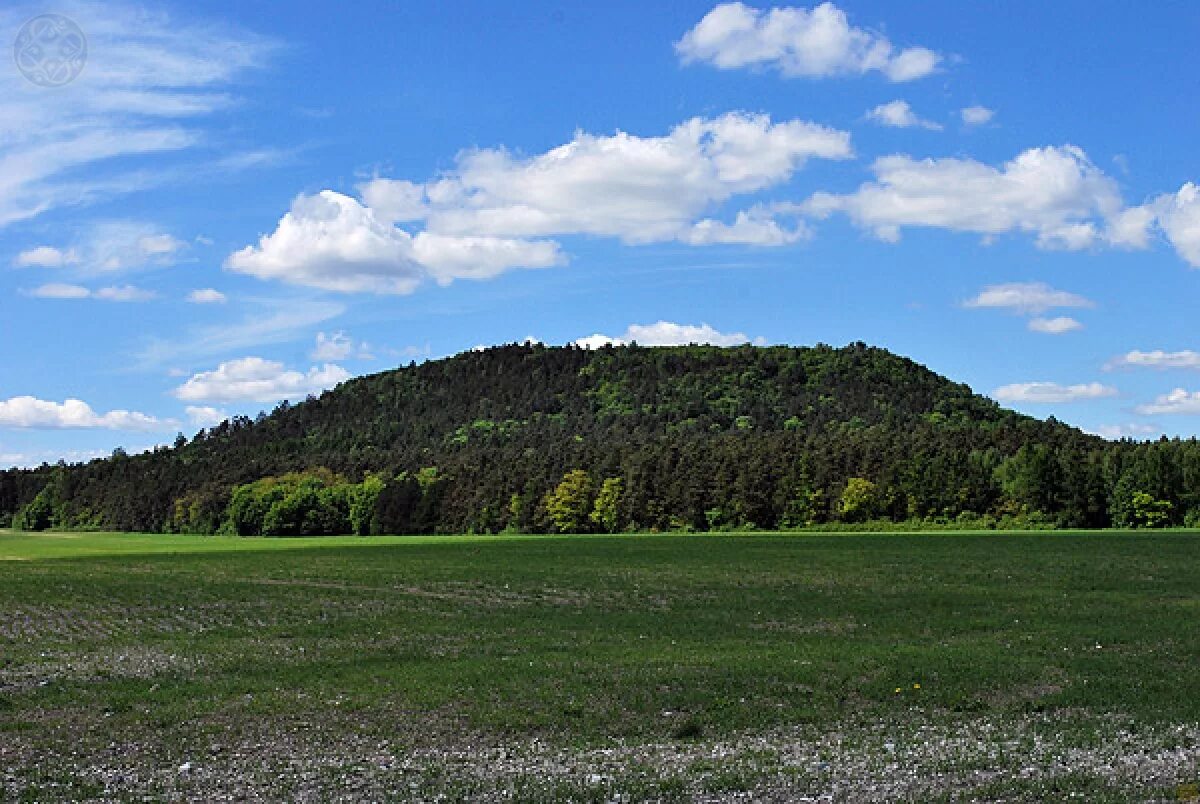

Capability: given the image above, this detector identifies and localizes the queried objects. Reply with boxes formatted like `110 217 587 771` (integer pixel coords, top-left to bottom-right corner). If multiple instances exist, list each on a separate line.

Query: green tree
590 477 623 533
349 473 385 535
1129 491 1172 529
545 469 594 533
839 477 879 523
13 485 55 531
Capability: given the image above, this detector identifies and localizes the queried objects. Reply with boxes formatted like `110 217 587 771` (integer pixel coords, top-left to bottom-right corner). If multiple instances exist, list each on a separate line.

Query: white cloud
0 3 275 227
683 206 810 245
187 288 227 304
15 246 79 267
867 100 941 130
227 192 423 294
963 282 1093 315
311 331 373 361
19 221 186 276
1089 423 1160 440
238 115 847 294
94 285 156 302
574 321 763 348
28 283 154 301
0 396 167 430
226 191 563 294
1105 350 1200 371
413 112 850 243
412 232 565 284
676 2 939 82
1136 389 1200 416
1151 182 1200 267
29 283 90 299
185 405 228 428
358 179 427 223
960 105 994 126
172 357 352 403
804 145 1143 251
1027 316 1082 335
134 300 345 369
992 382 1117 404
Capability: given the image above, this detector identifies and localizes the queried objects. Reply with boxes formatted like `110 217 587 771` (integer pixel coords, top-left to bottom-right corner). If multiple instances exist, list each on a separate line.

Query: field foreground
2 529 1199 802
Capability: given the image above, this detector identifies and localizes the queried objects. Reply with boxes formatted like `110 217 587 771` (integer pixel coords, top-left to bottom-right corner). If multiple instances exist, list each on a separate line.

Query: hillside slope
1 342 1192 532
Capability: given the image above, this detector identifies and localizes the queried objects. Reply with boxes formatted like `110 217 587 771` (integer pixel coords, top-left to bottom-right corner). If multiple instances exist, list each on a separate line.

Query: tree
349 473 385 535
590 477 623 533
839 477 879 523
545 469 594 533
13 486 54 531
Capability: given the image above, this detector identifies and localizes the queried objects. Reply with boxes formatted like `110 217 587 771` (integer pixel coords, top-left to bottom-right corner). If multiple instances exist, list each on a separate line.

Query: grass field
2 529 1199 802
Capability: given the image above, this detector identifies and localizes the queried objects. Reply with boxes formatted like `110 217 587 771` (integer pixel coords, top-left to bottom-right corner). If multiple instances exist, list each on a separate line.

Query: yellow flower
894 687 902 694
913 683 921 689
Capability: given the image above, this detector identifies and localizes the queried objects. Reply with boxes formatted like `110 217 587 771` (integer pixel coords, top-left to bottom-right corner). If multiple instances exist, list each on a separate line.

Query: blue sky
2 0 1200 465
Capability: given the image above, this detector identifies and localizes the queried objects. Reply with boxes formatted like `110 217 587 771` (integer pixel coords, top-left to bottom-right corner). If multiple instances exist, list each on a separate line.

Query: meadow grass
2 529 1199 800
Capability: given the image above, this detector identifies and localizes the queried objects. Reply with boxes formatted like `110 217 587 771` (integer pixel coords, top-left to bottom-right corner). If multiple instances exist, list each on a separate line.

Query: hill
1 342 1194 533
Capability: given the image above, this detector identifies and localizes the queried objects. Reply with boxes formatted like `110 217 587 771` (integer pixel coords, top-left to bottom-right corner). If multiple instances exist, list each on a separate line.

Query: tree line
2 343 1197 534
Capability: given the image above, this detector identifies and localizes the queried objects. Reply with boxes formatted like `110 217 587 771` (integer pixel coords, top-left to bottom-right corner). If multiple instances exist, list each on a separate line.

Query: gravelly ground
4 711 1198 801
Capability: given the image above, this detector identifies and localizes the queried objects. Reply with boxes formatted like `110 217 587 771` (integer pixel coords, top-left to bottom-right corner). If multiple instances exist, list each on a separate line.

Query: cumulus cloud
185 405 228 428
1150 182 1200 267
1027 316 1082 335
867 100 941 130
241 113 849 294
187 288 227 304
960 105 994 126
412 112 851 243
992 382 1117 404
964 282 1093 315
574 321 763 348
804 145 1147 251
0 396 167 430
1105 350 1200 371
0 3 275 227
676 2 939 82
226 191 563 294
683 205 810 245
28 283 155 301
311 331 373 361
172 357 352 403
1136 389 1200 416
358 179 427 223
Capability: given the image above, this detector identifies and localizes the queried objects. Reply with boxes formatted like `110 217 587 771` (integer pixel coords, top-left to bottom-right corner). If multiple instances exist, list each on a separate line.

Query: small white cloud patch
187 288 227 304
867 100 942 130
676 2 940 82
960 105 994 126
1136 389 1200 416
1105 349 1200 371
992 382 1117 404
574 321 763 348
1027 316 1083 335
172 357 352 403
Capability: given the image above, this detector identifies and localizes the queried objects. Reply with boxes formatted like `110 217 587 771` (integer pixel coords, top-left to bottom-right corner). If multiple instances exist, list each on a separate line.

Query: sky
2 0 1200 466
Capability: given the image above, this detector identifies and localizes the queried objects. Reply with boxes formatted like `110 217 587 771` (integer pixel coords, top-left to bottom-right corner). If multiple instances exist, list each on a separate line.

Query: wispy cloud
0 1 276 227
133 299 345 370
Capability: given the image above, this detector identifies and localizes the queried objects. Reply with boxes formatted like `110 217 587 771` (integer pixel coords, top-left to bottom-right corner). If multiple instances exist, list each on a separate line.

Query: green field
2 529 1199 802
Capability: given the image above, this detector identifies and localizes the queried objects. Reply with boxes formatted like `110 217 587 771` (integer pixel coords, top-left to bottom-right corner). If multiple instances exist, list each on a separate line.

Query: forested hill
2 342 1195 534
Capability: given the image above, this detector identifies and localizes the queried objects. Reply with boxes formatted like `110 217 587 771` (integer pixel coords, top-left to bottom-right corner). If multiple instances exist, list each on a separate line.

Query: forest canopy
2 342 1195 534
